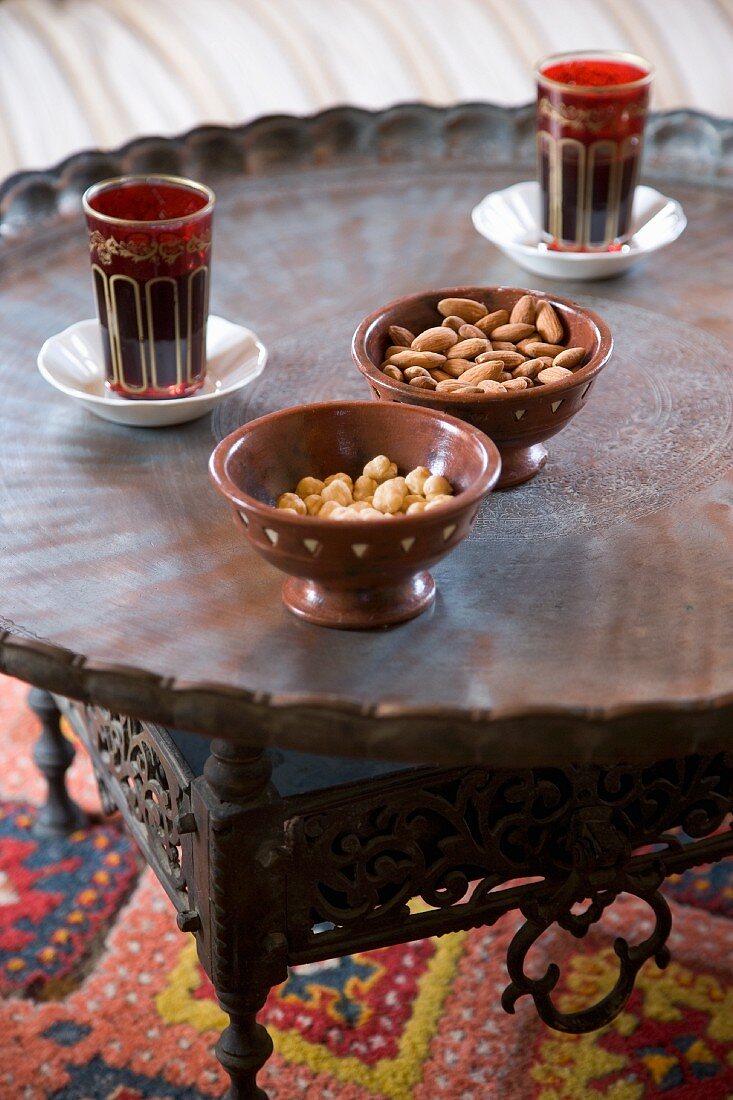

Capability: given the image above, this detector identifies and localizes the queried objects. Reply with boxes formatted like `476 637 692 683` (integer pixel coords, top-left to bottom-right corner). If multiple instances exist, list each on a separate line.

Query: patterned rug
1 674 733 1099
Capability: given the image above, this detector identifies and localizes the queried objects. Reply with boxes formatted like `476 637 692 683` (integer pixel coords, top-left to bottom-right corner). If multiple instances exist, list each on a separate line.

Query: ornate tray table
1 106 732 1098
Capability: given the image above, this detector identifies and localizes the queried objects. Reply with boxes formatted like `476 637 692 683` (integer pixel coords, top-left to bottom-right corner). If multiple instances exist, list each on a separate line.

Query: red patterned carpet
1 673 733 1099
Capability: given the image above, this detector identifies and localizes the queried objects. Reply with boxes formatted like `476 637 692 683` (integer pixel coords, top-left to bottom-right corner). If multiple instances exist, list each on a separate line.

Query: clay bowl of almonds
209 401 501 629
352 286 613 488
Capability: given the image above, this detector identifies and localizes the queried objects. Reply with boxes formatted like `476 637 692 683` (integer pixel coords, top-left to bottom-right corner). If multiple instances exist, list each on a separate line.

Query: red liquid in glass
542 59 647 88
89 182 208 222
536 57 651 250
86 180 213 399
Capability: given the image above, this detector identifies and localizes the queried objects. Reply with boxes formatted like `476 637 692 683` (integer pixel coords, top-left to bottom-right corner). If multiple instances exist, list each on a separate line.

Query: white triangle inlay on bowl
264 528 278 545
352 543 369 558
304 538 320 555
514 409 526 421
401 537 415 553
239 510 249 527
551 400 563 413
443 524 457 541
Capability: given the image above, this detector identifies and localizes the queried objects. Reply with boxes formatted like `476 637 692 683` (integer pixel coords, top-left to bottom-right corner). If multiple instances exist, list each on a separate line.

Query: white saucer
471 181 686 281
37 315 268 427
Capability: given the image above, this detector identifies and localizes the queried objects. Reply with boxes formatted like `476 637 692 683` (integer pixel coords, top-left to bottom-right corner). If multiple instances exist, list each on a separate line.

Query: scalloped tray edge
1 104 732 240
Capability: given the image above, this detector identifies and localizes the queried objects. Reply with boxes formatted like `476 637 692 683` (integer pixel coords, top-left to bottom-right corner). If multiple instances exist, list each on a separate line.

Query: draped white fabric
1 0 731 179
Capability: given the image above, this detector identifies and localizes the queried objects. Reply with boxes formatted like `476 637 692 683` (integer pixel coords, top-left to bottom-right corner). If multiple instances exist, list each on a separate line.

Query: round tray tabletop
0 105 731 766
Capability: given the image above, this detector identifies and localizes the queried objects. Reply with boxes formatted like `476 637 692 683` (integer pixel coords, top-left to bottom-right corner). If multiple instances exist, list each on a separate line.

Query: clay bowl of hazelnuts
352 286 613 488
209 401 501 629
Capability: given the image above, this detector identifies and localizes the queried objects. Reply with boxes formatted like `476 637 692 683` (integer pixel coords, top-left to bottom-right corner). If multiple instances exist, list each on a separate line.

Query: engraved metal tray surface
0 105 732 766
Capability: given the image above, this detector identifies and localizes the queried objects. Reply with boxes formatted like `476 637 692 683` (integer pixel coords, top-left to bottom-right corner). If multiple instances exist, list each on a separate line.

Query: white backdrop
1 0 732 179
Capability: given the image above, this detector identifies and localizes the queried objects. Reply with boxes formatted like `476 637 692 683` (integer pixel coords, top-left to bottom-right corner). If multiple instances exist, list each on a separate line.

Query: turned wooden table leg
200 739 289 1100
28 688 86 836
215 1005 273 1100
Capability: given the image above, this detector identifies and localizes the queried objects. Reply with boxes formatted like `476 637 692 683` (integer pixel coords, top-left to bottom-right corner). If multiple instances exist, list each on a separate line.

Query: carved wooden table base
48 697 733 1098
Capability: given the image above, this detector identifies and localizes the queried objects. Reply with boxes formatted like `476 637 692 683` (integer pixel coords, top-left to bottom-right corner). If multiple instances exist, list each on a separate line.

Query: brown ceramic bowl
352 285 613 488
209 401 501 629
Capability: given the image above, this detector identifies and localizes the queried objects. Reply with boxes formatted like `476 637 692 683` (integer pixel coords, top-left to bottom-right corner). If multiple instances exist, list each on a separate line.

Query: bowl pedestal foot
282 571 435 629
496 443 548 489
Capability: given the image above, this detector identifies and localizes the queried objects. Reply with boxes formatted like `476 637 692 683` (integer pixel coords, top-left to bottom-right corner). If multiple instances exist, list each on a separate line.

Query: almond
510 294 536 325
516 338 539 355
492 340 522 351
446 338 489 360
435 379 483 394
476 350 525 368
442 359 473 378
388 325 415 347
553 346 587 369
411 326 458 353
458 323 486 340
404 365 432 380
388 350 446 368
489 322 536 343
477 379 504 395
502 377 531 391
385 344 410 359
429 368 452 382
474 309 509 335
536 302 564 344
537 365 573 385
524 341 565 358
441 315 466 332
409 375 437 390
382 364 403 382
460 361 506 385
437 297 488 323
513 358 545 379
498 372 513 382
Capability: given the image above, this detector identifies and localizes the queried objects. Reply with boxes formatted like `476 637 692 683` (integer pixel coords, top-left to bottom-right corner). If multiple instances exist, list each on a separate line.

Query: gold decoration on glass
110 274 148 393
187 268 209 383
540 133 638 249
145 277 180 392
538 96 646 134
88 228 212 266
92 265 209 394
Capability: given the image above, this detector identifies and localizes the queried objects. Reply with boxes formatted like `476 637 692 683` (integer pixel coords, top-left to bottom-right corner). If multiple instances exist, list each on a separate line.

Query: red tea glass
536 51 653 251
83 175 215 399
